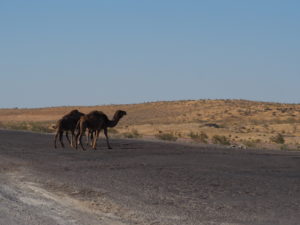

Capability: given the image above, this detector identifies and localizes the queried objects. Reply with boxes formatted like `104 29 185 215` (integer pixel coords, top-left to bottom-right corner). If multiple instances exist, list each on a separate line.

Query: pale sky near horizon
0 0 299 108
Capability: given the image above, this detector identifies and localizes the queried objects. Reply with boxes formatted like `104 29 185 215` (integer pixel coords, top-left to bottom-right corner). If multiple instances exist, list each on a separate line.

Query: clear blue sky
0 0 299 108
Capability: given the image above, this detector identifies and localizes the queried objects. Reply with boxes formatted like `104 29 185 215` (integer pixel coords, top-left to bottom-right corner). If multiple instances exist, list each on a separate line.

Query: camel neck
108 117 120 127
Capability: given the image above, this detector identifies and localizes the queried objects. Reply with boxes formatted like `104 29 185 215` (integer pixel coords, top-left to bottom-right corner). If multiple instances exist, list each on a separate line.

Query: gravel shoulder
1 130 300 225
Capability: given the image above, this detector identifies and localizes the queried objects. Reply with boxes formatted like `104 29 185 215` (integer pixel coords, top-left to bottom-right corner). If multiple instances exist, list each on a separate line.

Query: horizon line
1 98 299 110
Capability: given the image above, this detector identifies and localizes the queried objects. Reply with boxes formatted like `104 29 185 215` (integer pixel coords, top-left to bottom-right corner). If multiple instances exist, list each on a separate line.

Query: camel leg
59 131 65 148
65 131 71 145
92 130 99 150
75 125 82 150
75 133 79 149
86 129 90 146
104 128 112 149
77 131 85 151
75 128 80 149
70 131 75 148
88 130 96 147
54 131 59 148
90 131 94 146
76 125 86 151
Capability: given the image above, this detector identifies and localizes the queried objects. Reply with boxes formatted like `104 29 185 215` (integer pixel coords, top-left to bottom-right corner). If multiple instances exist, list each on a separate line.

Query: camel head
114 110 127 120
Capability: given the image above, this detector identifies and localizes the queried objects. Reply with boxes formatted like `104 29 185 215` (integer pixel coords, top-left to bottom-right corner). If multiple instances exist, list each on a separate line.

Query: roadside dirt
0 130 300 225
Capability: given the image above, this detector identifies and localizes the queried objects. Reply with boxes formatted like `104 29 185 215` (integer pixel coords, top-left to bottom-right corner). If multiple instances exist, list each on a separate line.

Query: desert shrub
280 144 289 150
286 117 296 123
108 128 119 134
255 139 262 143
155 132 177 141
123 129 142 138
241 140 255 148
270 133 285 144
7 122 28 130
242 139 261 148
292 125 297 133
0 121 53 133
212 135 231 145
29 121 53 133
188 131 208 143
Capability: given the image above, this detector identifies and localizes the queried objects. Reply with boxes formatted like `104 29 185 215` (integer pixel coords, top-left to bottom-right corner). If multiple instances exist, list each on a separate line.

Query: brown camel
75 110 127 150
54 109 85 148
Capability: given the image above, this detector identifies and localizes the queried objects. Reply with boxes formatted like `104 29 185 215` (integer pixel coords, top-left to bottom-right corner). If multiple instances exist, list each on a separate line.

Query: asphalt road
0 130 300 225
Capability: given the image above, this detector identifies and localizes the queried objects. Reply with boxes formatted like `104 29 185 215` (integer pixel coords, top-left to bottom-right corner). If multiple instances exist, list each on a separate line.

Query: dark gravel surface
0 130 300 225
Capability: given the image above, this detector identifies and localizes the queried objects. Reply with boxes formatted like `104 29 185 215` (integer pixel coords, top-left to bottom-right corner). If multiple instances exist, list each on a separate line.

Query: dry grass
1 99 300 150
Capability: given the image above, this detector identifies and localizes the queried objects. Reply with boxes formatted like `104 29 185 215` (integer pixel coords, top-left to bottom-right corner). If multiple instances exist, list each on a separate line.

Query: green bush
155 132 177 141
212 135 231 145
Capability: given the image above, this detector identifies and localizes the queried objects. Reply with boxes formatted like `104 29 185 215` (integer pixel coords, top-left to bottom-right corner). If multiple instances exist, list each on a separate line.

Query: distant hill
1 99 300 150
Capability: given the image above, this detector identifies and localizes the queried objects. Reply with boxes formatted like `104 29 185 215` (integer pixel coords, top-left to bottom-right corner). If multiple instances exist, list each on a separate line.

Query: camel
75 110 127 150
54 109 85 148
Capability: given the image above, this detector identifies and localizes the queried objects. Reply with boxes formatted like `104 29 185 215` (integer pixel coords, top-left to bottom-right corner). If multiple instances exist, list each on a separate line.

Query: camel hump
63 109 84 120
88 110 105 115
70 109 79 113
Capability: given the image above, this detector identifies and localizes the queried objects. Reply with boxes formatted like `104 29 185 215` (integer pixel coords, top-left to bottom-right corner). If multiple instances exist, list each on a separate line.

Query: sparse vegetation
108 128 119 134
280 144 289 150
0 121 53 133
155 132 177 141
270 133 285 144
241 139 261 148
123 129 142 138
212 135 231 145
1 99 300 150
188 131 208 143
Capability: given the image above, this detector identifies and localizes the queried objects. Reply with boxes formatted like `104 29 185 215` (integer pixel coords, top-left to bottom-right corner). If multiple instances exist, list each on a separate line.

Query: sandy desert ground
1 100 300 149
0 130 300 225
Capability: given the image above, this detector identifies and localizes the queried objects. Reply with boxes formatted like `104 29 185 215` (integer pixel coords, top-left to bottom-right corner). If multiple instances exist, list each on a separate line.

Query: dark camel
54 109 85 148
75 110 127 150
